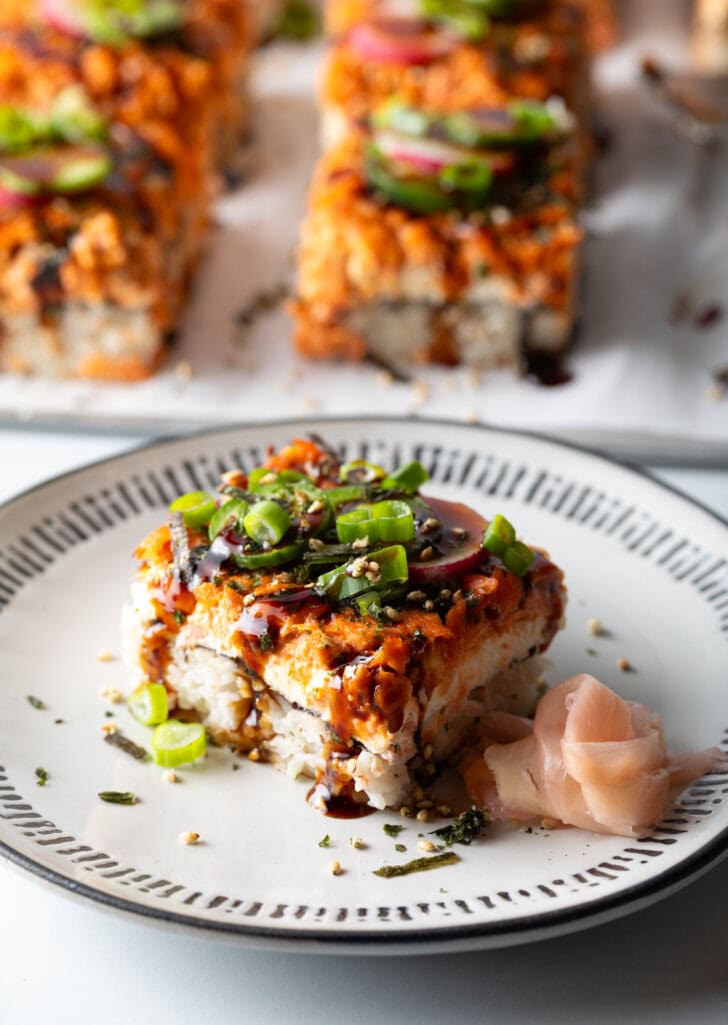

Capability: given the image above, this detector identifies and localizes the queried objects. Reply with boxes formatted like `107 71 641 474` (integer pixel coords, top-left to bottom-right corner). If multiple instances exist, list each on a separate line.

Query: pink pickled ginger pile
462 674 724 838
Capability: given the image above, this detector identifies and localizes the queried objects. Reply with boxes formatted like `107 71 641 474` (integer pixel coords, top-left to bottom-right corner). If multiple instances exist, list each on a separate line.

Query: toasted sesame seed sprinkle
419 546 435 562
399 805 412 817
407 590 426 602
439 589 452 600
587 617 603 636
452 528 466 539
417 839 437 853
101 722 118 736
164 770 179 783
351 536 369 550
424 599 435 611
248 748 261 762
422 517 440 533
328 859 342 876
308 537 325 551
179 831 200 845
307 500 324 514
96 648 115 663
384 606 402 622
416 809 431 823
617 657 632 671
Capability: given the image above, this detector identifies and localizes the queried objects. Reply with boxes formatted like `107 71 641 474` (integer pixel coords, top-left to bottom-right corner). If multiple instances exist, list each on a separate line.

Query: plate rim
1 413 727 952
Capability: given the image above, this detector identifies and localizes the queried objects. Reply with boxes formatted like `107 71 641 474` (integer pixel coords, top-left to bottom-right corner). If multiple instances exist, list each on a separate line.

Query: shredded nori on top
431 807 489 847
374 851 460 878
103 730 148 761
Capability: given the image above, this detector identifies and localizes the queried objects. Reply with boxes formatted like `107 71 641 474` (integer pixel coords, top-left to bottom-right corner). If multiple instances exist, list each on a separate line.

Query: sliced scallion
317 545 409 602
339 460 385 484
336 500 415 544
127 682 168 727
243 500 291 546
382 460 429 493
482 513 516 557
208 498 248 541
502 540 535 577
150 720 207 768
169 491 217 529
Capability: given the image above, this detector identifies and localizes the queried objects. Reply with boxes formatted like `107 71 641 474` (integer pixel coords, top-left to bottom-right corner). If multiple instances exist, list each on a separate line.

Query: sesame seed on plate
327 859 342 876
587 617 603 636
179 831 200 845
96 648 115 663
417 839 437 853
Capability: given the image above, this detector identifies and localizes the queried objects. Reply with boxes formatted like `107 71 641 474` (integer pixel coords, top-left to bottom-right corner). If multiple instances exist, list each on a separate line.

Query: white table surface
1 426 728 1025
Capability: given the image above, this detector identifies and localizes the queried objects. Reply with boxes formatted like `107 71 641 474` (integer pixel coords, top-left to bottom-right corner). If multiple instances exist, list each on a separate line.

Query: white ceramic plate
0 418 727 954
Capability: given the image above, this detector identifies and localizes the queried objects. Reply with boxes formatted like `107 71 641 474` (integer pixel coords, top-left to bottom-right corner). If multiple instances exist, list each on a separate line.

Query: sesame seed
452 528 466 540
617 657 632 672
327 859 342 876
248 748 261 762
417 839 437 853
175 360 194 381
179 831 200 845
96 648 115 663
98 686 123 703
351 536 369 550
419 546 435 562
490 205 512 226
384 606 402 622
101 722 118 736
424 599 435 611
164 770 179 783
416 809 431 823
407 590 426 602
307 500 324 514
399 805 413 817
439 589 452 600
308 537 325 551
587 617 603 636
259 472 277 485
422 518 440 534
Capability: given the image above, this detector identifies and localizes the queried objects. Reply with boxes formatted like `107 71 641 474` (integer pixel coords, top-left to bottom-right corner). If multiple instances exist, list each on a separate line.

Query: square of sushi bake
292 98 583 371
0 86 209 379
320 0 591 148
0 0 252 175
122 438 566 814
0 0 252 378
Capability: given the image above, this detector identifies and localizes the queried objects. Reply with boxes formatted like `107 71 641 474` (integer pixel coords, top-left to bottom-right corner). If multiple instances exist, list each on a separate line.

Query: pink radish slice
39 0 85 36
375 131 473 173
348 18 456 66
0 186 37 210
408 496 488 584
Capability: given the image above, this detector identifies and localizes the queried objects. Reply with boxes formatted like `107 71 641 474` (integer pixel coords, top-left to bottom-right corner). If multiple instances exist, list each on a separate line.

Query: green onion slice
150 720 207 768
317 545 409 602
248 467 308 491
169 491 217 529
127 682 169 727
482 513 516 557
230 541 306 571
336 500 415 544
339 459 386 484
243 500 291 546
502 540 535 577
325 484 367 507
382 460 429 493
208 498 248 541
